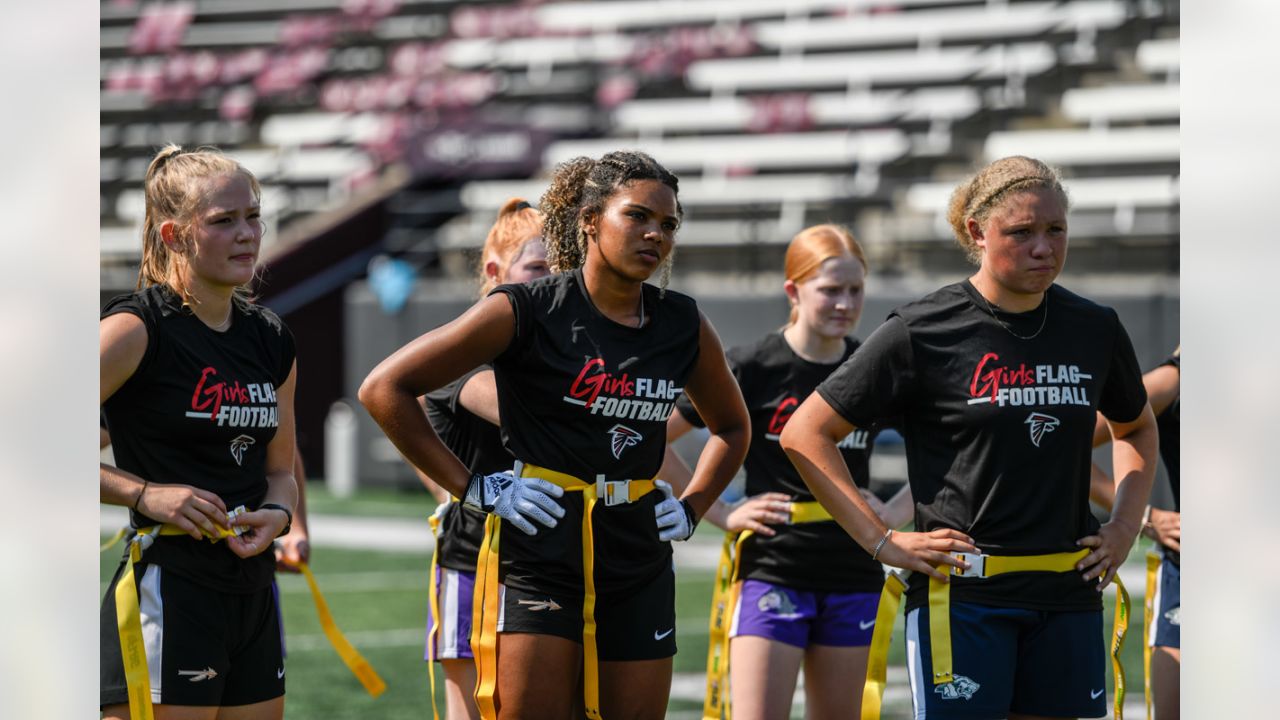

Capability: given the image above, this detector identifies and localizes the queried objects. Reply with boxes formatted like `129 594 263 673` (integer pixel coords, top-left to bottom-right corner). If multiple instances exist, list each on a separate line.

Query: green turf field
101 513 1156 719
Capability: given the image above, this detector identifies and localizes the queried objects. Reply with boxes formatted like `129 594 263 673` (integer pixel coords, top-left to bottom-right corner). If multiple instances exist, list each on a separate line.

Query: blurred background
99 1 1179 716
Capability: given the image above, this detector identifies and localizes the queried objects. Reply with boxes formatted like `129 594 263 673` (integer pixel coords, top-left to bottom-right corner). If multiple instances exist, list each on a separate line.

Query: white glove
463 468 565 536
654 479 698 542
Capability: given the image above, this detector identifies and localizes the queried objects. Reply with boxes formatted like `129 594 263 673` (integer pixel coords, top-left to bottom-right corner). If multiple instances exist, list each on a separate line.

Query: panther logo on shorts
1164 606 1181 626
934 674 981 701
757 590 800 619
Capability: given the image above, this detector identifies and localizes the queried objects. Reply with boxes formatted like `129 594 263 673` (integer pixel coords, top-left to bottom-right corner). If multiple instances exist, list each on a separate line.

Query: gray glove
463 466 565 536
654 479 699 542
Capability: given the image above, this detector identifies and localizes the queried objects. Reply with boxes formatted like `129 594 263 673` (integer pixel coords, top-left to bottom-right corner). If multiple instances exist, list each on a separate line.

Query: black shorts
497 561 677 661
101 561 285 708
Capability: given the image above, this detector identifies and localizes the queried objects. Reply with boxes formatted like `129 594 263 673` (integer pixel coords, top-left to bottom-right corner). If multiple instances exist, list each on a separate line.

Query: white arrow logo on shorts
178 667 218 682
517 598 562 612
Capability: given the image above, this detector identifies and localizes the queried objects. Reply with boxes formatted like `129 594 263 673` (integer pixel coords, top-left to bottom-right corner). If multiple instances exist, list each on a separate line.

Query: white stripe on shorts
496 583 507 632
139 565 164 702
905 607 927 719
439 568 460 659
1148 555 1165 647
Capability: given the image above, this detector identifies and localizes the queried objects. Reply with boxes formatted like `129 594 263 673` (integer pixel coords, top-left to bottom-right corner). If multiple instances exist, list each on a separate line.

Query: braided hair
946 156 1069 264
538 150 682 291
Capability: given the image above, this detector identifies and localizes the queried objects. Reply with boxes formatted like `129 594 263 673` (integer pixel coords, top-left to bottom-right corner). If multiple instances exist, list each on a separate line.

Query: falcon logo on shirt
229 434 256 465
608 424 642 459
1024 412 1060 447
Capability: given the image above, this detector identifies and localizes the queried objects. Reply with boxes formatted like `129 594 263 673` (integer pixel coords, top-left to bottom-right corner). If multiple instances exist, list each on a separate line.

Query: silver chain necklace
980 292 1049 340
636 293 645 328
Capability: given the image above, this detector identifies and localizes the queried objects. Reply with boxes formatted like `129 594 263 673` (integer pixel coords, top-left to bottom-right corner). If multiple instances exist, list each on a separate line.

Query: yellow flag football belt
105 517 384 720
470 462 657 720
701 501 833 720
860 548 1132 720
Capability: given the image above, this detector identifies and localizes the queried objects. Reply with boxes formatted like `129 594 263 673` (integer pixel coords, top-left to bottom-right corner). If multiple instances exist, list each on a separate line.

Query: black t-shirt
676 331 884 592
816 281 1147 612
489 268 701 596
102 285 296 592
1156 352 1180 511
424 365 510 572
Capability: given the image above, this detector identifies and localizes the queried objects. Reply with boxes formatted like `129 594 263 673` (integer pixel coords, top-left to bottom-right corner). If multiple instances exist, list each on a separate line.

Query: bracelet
132 480 149 512
1141 505 1153 528
871 528 894 561
260 503 294 538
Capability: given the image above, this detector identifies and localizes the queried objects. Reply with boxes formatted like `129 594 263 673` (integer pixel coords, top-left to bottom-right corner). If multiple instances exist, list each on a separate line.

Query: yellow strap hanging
297 561 387 697
101 526 129 553
1143 551 1160 720
425 505 446 720
860 572 907 720
469 464 656 720
472 514 502 719
700 500 832 720
1110 573 1131 720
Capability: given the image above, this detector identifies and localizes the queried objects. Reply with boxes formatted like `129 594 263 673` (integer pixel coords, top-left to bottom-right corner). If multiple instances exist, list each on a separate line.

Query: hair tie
514 201 532 211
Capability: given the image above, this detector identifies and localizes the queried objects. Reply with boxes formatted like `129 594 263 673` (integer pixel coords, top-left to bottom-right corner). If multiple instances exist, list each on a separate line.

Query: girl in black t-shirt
100 145 298 720
411 198 550 720
361 151 750 720
663 224 913 720
781 156 1159 720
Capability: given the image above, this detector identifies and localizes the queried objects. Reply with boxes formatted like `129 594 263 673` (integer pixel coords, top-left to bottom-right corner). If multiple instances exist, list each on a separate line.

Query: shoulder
101 285 181 323
889 282 971 327
725 331 777 372
238 298 290 338
1047 283 1115 319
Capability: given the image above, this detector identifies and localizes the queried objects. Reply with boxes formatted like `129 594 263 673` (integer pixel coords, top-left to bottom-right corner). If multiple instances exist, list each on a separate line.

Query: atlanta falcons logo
608 424 643 459
229 434 256 465
1024 412 1060 447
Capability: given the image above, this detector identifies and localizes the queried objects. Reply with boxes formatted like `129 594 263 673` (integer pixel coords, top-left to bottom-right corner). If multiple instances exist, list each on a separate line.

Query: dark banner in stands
404 123 549 179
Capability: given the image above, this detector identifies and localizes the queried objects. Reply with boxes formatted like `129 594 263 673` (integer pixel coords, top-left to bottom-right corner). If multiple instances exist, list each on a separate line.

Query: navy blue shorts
905 601 1106 719
1149 552 1180 649
730 579 878 648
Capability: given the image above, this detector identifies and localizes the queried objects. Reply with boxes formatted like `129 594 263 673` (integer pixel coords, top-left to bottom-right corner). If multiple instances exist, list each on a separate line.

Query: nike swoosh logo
859 619 877 631
278 667 286 679
654 628 674 641
1091 688 1105 699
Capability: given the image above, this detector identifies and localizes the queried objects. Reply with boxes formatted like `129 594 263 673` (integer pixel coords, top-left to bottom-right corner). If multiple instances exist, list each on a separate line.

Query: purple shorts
730 578 879 649
424 566 476 661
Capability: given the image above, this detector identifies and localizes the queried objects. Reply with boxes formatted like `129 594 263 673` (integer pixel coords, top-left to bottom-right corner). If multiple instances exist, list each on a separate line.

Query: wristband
680 499 700 534
462 472 488 512
132 480 149 512
261 503 293 538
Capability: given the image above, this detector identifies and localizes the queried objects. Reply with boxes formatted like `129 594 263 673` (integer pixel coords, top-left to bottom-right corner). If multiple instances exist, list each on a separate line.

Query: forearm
361 381 472 497
262 469 299 515
784 437 887 551
678 427 748 520
414 467 453 503
292 467 310 536
1108 422 1158 534
101 463 148 507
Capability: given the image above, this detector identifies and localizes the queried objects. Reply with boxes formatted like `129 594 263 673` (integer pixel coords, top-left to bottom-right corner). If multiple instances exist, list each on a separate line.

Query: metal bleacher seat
1135 37 1179 77
1060 83 1179 126
983 126 1179 167
752 0 1127 52
686 42 1056 93
535 0 980 32
259 112 384 148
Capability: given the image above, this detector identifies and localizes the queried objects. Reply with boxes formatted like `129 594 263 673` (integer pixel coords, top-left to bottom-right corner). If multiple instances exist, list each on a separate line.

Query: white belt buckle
950 552 987 578
597 475 630 506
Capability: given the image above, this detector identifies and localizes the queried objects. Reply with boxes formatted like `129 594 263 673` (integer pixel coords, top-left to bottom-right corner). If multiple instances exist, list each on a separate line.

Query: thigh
731 579 817 650
600 657 674 720
441 659 480 720
597 564 677 661
1151 647 1180 720
1010 609 1106 719
729 635 804 720
495 632 581 719
803 644 869 720
429 567 477 661
905 602 1021 719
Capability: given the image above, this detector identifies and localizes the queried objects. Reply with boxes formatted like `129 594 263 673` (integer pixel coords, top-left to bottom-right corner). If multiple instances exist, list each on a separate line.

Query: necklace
636 293 645 328
208 304 234 332
980 292 1048 340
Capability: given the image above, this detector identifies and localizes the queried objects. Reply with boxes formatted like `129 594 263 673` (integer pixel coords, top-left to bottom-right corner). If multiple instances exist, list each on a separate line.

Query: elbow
357 367 387 415
778 422 800 456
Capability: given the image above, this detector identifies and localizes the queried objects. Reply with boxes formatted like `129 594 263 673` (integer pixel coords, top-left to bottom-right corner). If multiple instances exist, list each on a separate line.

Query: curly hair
138 144 262 304
946 155 1069 264
538 150 682 290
